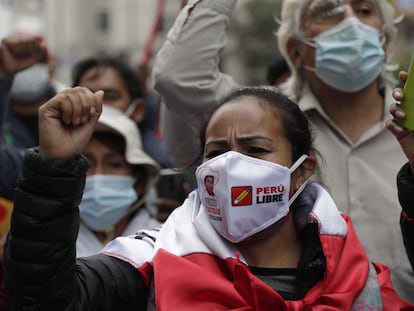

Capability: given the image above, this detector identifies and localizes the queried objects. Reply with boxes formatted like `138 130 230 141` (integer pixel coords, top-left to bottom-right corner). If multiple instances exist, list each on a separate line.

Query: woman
76 105 160 256
4 86 412 310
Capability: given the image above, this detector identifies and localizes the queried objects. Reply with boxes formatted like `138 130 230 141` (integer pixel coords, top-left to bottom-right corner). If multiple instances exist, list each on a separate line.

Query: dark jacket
0 77 57 200
397 162 414 271
0 78 24 200
4 149 148 310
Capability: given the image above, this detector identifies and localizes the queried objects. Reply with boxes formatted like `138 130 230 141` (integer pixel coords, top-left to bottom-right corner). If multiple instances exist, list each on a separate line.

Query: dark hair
266 57 290 86
195 86 314 165
71 56 144 101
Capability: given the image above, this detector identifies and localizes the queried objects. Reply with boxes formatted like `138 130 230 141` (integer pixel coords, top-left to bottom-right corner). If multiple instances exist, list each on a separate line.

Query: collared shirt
77 207 161 257
299 84 413 299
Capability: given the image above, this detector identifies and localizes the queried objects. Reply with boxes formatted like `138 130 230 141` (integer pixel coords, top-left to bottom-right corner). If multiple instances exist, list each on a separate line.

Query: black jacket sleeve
0 77 24 200
397 162 414 271
4 148 148 310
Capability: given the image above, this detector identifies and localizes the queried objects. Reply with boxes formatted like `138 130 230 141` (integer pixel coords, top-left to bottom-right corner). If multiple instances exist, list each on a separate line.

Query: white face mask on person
301 16 385 93
79 175 138 232
195 151 310 243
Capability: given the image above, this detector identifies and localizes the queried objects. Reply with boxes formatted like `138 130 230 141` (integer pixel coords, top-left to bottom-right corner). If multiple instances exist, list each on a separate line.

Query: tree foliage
230 0 284 85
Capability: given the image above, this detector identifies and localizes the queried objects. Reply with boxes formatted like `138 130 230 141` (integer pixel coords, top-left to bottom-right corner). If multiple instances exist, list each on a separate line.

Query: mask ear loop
125 99 140 117
289 154 308 172
102 195 146 243
288 154 311 206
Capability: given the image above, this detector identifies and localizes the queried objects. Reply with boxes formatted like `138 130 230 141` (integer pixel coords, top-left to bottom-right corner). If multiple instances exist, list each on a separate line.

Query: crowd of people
153 0 414 302
1 0 414 310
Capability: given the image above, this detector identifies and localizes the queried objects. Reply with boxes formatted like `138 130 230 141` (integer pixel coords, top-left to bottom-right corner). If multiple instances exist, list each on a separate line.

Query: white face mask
195 151 309 243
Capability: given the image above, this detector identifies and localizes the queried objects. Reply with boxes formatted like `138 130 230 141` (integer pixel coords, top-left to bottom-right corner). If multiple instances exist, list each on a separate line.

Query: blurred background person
3 32 66 151
0 30 48 199
72 55 187 224
6 62 55 148
0 29 49 311
72 55 177 169
76 105 160 257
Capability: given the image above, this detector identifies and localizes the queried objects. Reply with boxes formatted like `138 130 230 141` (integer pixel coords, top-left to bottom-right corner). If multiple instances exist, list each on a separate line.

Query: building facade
0 0 181 85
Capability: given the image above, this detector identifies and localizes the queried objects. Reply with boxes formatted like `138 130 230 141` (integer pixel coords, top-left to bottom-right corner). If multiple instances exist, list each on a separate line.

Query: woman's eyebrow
205 139 227 147
205 135 273 146
237 135 273 144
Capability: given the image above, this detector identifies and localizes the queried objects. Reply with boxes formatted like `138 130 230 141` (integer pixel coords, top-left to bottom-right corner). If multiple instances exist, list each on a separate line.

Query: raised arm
153 0 239 168
0 31 46 77
4 88 148 310
152 0 238 127
0 31 47 199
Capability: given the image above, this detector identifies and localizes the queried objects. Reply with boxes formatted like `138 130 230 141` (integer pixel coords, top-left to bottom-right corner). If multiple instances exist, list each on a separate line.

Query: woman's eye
204 149 226 159
247 146 269 154
107 161 124 169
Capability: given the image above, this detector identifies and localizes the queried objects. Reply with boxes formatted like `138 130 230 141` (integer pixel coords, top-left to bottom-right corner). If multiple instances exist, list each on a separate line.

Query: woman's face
203 97 293 168
84 136 135 177
205 176 215 195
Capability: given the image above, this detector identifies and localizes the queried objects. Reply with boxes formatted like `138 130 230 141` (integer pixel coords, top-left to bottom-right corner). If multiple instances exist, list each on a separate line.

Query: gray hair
276 0 402 100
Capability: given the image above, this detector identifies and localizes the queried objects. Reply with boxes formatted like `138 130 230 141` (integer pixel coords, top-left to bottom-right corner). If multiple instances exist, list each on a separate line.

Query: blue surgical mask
79 175 138 232
302 17 385 93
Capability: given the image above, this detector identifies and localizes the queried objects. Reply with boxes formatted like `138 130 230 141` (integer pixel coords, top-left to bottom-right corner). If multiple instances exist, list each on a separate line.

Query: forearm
4 148 87 309
153 0 238 128
75 255 148 311
4 149 148 310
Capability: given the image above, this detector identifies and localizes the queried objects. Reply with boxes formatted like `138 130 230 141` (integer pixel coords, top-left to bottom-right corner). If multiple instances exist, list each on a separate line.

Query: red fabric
373 262 414 310
137 262 154 289
150 216 412 310
402 210 414 224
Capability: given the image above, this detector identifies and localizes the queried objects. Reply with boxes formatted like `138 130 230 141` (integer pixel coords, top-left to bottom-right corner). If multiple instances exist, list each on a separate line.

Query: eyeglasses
303 0 380 25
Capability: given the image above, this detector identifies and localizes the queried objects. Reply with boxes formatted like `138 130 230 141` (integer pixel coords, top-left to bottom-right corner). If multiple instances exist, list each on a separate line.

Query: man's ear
286 38 303 70
128 98 146 123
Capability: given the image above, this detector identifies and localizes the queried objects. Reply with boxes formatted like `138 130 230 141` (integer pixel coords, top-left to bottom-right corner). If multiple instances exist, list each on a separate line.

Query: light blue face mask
79 175 138 232
302 17 385 93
